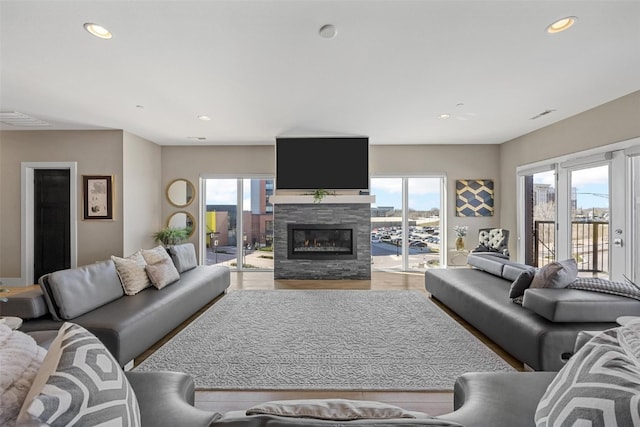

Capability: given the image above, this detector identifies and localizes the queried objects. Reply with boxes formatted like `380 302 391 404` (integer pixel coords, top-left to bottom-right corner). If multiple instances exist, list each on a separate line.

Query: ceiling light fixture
197 115 212 121
83 23 113 39
319 24 337 39
546 16 577 34
438 113 451 119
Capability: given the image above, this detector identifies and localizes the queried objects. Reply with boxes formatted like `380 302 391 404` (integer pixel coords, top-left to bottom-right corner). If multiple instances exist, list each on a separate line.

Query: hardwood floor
184 271 524 416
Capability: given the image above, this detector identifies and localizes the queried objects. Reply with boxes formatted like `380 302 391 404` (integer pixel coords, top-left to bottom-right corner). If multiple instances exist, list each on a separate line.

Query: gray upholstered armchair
471 228 509 258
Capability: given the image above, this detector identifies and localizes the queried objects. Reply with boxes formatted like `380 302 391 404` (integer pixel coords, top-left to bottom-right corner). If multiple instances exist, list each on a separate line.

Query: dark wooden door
34 169 71 283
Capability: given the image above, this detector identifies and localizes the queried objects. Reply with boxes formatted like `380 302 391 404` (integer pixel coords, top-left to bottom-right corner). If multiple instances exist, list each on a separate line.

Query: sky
534 166 610 209
205 165 609 212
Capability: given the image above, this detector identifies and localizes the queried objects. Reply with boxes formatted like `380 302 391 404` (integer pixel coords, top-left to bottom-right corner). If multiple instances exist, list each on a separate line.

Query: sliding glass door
518 143 639 282
203 177 274 270
371 176 443 271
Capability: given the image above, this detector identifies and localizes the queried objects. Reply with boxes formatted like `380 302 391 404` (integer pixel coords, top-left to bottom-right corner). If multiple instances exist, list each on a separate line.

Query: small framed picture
83 175 114 220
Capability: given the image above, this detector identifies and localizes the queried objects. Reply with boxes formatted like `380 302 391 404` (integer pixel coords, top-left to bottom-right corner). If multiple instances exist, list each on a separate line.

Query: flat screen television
276 136 369 190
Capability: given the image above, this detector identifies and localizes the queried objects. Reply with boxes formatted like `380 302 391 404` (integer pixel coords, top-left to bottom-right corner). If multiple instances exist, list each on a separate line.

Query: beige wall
371 144 501 249
160 144 501 252
500 90 640 259
160 145 275 249
0 130 124 280
123 132 162 255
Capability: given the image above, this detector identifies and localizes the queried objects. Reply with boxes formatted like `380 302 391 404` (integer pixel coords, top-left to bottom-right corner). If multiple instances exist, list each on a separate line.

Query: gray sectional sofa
425 253 640 371
5 243 230 366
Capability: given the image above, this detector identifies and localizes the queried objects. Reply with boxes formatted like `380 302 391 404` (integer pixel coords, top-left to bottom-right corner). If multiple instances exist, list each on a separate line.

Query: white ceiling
1 0 639 146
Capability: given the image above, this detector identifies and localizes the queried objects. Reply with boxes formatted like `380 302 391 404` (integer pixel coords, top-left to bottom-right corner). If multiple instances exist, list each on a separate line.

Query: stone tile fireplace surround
273 202 372 280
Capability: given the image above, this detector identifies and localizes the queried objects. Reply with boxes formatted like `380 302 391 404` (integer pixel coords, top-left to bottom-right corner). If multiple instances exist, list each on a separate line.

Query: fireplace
287 223 357 260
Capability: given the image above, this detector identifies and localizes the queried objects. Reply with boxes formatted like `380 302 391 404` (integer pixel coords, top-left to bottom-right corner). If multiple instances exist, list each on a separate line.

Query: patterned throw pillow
145 258 180 289
530 258 577 289
111 252 151 295
140 245 172 265
17 322 141 427
535 325 640 426
568 277 640 301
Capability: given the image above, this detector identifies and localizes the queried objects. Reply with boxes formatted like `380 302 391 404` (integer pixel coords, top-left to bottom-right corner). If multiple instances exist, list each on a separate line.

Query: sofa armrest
125 371 220 427
437 372 557 427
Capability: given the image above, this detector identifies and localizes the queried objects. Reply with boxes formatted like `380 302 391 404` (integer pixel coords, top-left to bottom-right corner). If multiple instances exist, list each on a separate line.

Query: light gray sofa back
39 260 124 320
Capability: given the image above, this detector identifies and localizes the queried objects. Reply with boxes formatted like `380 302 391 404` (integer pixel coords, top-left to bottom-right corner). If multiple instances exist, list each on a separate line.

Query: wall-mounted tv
276 136 369 190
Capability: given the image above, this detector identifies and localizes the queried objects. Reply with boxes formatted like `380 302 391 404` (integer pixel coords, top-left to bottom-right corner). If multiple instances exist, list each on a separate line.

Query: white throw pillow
246 399 417 421
112 252 151 295
140 245 173 265
0 325 46 427
146 258 180 289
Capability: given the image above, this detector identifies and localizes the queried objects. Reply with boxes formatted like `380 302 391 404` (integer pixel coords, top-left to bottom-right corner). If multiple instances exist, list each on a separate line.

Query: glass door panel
204 179 238 267
569 165 610 278
370 178 403 271
407 178 442 270
532 170 556 266
241 179 274 269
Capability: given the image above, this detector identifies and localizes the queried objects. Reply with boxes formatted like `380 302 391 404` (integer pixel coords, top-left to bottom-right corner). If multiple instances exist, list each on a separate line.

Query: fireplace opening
287 223 357 260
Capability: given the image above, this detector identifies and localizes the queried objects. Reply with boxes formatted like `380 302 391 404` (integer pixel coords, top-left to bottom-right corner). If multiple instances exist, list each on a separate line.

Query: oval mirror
166 179 195 207
167 211 196 237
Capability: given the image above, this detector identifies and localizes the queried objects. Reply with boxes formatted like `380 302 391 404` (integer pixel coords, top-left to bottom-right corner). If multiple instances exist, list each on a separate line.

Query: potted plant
310 188 336 203
152 227 191 247
453 225 468 251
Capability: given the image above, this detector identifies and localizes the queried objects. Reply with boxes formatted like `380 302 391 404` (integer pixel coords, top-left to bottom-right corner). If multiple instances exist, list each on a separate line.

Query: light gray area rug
134 290 514 390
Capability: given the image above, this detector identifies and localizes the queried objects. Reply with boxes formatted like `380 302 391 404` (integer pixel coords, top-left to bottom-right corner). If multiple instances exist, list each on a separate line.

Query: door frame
18 162 78 286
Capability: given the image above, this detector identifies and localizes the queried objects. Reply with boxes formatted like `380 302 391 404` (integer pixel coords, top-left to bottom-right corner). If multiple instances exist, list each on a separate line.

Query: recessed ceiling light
547 16 577 34
83 23 113 39
438 113 451 119
319 24 337 39
197 115 212 121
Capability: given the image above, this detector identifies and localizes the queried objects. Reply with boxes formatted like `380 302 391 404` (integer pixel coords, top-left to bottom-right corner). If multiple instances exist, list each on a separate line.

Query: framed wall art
456 179 494 217
83 175 114 220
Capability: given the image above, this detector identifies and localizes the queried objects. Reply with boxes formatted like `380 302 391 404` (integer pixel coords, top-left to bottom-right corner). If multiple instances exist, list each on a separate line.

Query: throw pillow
568 277 640 301
535 324 640 426
145 258 180 289
168 243 198 273
111 252 151 296
246 399 417 421
140 245 172 265
0 325 46 427
17 322 141 427
530 258 577 289
509 269 536 299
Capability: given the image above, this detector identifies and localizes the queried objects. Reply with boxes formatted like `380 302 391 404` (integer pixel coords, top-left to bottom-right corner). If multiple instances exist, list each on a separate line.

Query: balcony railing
534 220 609 275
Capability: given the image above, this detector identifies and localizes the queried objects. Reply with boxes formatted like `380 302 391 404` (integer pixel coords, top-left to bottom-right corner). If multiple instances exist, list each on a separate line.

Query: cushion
145 258 180 289
140 245 172 265
17 322 141 426
40 260 124 321
246 399 417 421
0 325 46 426
523 288 640 322
466 253 506 277
168 243 198 273
509 269 536 299
568 277 640 301
111 252 151 296
530 258 578 289
502 263 536 282
535 324 640 426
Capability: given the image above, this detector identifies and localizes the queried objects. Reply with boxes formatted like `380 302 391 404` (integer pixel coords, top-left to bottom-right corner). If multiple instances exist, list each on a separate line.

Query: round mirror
167 211 196 237
166 179 195 207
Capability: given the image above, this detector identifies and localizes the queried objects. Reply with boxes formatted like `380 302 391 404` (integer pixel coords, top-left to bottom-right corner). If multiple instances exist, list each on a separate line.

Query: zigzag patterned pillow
567 277 640 300
535 325 640 426
17 322 140 426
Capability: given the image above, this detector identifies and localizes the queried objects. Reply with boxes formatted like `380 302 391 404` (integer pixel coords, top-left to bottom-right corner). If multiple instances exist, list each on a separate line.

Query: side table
448 249 470 266
0 316 23 330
